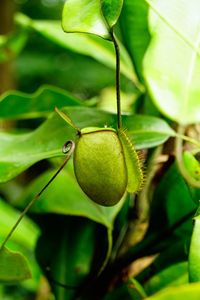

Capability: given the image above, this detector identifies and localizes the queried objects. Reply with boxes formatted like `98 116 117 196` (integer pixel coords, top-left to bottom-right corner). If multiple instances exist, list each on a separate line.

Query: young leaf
0 247 31 283
62 0 110 39
101 0 124 28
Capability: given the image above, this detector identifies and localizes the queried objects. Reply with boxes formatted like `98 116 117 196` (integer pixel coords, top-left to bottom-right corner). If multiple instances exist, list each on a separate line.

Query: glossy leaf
143 0 200 124
15 13 137 83
189 212 200 282
0 106 175 182
123 114 175 149
36 217 96 300
0 85 81 119
62 0 110 39
120 0 150 80
101 0 124 28
145 282 200 300
148 163 196 237
0 247 31 283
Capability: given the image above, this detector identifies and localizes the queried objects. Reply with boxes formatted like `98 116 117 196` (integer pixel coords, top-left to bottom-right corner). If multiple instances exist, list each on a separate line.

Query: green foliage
189 211 200 282
144 262 188 294
143 0 200 124
101 0 124 28
15 13 137 83
0 103 174 182
145 283 200 300
62 0 110 39
0 0 200 299
0 247 31 283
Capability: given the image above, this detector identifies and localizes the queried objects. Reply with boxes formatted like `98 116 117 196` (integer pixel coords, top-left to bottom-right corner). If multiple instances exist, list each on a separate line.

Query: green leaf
0 247 31 283
15 13 137 83
62 0 110 39
189 212 200 282
0 199 41 288
101 0 124 28
0 30 28 63
143 0 200 124
120 0 150 80
0 85 82 119
148 163 196 238
36 217 96 300
0 199 39 250
145 282 200 300
123 114 175 149
145 262 188 295
0 106 175 182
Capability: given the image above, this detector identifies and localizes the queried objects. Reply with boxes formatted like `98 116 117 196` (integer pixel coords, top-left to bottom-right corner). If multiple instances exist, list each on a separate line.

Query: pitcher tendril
0 141 75 251
111 31 122 130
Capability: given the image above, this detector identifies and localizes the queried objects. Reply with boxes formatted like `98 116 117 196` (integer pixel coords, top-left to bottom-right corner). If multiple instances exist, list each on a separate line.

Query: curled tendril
62 140 75 154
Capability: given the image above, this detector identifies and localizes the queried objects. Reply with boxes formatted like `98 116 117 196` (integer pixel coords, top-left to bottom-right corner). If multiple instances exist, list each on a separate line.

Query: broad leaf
120 0 150 80
0 85 81 119
101 0 124 28
148 163 196 238
189 210 200 282
0 106 175 182
62 0 110 39
145 282 200 300
36 217 97 300
15 13 137 83
143 0 200 124
0 247 31 283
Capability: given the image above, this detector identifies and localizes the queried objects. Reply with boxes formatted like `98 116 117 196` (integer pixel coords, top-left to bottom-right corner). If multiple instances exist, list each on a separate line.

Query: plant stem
176 133 200 148
0 141 75 251
111 32 122 130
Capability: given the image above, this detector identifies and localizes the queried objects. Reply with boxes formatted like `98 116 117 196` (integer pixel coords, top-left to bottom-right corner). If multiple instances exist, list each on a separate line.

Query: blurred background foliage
0 0 200 300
